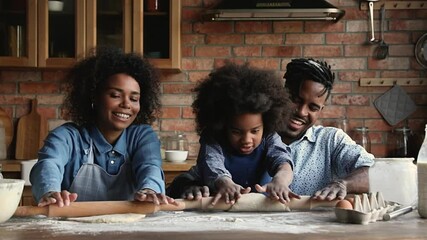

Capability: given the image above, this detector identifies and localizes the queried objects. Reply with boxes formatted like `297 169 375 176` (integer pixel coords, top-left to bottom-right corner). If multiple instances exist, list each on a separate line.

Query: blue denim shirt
195 132 293 190
30 122 165 202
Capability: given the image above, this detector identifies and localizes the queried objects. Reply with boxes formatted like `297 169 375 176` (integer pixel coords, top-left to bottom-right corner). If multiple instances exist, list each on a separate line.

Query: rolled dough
66 213 146 223
229 193 290 212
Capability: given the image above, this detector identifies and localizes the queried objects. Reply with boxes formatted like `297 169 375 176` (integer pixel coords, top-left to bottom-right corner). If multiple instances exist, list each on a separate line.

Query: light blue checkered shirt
288 125 374 195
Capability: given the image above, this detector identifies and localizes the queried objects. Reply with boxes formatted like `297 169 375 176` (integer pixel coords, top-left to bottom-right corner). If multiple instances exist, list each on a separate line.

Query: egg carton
335 192 400 225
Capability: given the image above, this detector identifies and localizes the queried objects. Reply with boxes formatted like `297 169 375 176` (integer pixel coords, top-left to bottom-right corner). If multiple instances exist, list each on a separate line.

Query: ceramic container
0 179 25 223
165 150 188 162
21 159 37 186
369 158 417 206
48 1 64 11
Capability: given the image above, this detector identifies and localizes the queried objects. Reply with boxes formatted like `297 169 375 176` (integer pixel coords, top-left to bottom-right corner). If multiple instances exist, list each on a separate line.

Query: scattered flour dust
3 210 341 235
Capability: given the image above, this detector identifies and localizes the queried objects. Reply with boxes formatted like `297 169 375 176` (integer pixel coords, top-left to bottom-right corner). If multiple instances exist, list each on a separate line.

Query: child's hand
255 181 300 204
211 177 251 206
134 188 178 205
181 185 210 200
255 162 300 204
38 190 78 207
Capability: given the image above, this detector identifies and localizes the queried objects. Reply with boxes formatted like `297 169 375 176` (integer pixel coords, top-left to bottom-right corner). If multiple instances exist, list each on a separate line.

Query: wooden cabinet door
0 0 37 67
37 0 86 68
133 0 181 71
86 0 133 54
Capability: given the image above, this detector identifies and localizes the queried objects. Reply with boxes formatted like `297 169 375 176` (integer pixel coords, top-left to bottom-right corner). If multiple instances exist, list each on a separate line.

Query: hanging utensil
375 6 389 59
367 0 380 44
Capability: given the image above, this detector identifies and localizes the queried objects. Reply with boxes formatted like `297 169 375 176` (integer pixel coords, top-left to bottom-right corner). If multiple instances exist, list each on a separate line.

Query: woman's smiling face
95 73 141 142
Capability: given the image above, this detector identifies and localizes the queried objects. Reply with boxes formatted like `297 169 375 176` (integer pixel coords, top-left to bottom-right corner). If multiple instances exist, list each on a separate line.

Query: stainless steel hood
203 0 345 22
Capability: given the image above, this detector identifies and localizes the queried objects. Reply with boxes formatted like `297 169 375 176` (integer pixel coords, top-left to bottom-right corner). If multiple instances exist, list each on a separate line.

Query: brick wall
1 0 426 159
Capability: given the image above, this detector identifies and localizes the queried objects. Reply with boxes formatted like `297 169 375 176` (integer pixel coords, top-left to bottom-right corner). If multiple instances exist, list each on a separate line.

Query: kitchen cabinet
0 0 181 70
0 0 37 67
0 0 85 68
133 0 181 70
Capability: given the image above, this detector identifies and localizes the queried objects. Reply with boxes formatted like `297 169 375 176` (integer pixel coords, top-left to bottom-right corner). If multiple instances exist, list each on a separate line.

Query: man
167 58 374 201
279 58 374 201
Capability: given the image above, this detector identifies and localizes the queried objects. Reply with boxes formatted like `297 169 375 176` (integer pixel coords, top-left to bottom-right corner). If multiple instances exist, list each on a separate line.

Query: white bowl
0 179 25 223
165 150 188 162
48 1 64 12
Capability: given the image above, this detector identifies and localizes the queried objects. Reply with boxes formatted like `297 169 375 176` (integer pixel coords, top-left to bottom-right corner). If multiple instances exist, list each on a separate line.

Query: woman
30 47 175 207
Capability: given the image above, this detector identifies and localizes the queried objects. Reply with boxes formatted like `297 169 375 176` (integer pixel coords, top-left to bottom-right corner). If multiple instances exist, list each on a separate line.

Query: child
167 62 298 205
30 47 176 207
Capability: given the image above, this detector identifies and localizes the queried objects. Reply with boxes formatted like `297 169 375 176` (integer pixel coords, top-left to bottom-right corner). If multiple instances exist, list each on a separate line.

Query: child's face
226 113 264 155
95 73 141 139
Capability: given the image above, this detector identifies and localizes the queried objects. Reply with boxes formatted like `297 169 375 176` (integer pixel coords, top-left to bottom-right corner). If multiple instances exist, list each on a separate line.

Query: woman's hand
134 188 178 205
211 176 251 206
181 185 210 200
38 190 78 207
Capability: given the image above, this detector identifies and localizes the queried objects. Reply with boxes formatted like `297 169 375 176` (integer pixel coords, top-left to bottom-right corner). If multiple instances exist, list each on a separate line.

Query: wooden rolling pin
14 193 339 218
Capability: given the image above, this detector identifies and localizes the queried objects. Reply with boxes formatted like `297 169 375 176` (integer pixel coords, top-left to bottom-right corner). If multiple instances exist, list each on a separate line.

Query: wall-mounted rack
360 1 427 10
360 78 427 86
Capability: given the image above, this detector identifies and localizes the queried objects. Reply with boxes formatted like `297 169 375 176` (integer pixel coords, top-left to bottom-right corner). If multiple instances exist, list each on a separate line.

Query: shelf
360 78 427 86
360 1 427 10
144 11 168 16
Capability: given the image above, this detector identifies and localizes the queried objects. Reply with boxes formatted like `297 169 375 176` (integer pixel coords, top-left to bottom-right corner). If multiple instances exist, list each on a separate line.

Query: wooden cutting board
0 107 13 149
15 99 48 160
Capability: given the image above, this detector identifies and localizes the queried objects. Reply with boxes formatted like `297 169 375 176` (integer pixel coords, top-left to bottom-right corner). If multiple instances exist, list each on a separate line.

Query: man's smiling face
281 79 327 144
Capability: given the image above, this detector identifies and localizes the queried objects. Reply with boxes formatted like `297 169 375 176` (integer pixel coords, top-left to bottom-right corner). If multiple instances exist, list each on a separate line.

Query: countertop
1 209 426 240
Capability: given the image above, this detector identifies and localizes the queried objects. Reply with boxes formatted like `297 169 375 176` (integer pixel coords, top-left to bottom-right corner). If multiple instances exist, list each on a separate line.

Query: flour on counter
2 211 340 235
67 213 146 223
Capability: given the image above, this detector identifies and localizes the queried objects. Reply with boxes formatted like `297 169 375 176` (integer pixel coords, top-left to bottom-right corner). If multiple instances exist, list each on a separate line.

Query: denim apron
225 145 271 190
69 140 137 201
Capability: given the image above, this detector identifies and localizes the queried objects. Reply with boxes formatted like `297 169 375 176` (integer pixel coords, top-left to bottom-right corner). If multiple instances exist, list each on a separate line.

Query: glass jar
337 117 348 133
388 126 411 157
0 121 6 160
353 127 371 152
166 132 189 152
159 136 167 160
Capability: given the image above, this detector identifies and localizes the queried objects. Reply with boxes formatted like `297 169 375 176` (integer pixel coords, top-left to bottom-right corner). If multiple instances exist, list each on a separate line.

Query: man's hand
312 180 347 201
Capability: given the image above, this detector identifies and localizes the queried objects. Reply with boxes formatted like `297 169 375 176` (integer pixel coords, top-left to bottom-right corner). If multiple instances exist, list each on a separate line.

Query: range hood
203 0 345 22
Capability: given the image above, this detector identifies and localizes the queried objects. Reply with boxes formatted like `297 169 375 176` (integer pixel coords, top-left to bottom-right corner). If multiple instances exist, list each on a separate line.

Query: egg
335 199 353 210
346 197 355 207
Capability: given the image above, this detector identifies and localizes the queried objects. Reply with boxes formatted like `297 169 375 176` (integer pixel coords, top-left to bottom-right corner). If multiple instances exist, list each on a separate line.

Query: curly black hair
284 58 335 100
62 46 161 125
192 62 291 138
